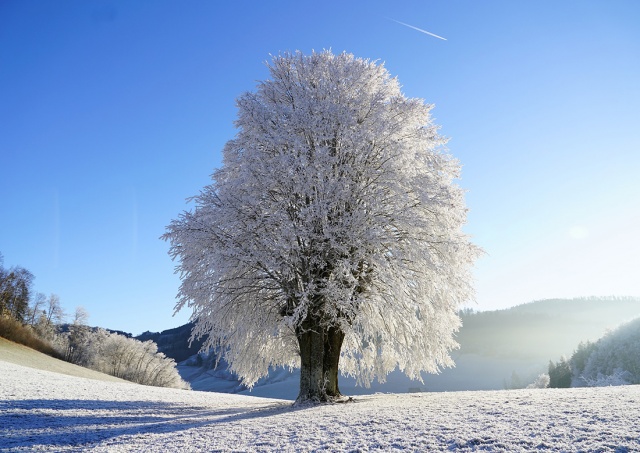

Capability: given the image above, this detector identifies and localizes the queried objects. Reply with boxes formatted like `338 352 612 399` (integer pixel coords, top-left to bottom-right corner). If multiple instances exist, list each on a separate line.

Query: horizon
1 1 639 335
93 295 640 336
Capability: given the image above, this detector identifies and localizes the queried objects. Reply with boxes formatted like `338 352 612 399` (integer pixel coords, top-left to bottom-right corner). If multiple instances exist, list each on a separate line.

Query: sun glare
568 226 589 240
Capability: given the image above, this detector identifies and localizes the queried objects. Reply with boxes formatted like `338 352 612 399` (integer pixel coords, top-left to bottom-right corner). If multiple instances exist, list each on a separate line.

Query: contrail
390 18 447 41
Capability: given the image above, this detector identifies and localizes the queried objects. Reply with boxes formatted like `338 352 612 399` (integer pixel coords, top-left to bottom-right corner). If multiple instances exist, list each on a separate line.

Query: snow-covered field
2 349 640 452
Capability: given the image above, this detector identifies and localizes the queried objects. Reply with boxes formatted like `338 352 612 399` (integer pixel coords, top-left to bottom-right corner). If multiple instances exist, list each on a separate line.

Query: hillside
141 297 640 398
0 337 126 383
457 297 640 359
137 322 205 363
2 356 639 451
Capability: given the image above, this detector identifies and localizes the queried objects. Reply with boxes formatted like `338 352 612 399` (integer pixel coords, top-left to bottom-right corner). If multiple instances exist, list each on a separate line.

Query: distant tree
72 306 89 326
0 260 34 323
503 370 524 390
45 294 65 325
548 357 572 388
62 306 92 365
570 341 596 378
87 329 189 389
164 51 479 402
510 370 523 389
526 373 550 389
26 292 47 327
458 307 476 317
32 294 65 342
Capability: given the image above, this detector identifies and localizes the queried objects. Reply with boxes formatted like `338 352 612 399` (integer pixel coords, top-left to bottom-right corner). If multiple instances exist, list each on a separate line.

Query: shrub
67 328 190 389
526 373 550 389
0 315 63 359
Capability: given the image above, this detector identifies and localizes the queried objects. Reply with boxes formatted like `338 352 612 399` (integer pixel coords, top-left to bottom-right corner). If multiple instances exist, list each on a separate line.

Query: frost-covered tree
32 294 65 342
45 294 65 325
72 306 89 326
62 306 92 365
578 318 640 386
526 373 550 389
164 51 479 402
72 328 189 389
26 292 47 327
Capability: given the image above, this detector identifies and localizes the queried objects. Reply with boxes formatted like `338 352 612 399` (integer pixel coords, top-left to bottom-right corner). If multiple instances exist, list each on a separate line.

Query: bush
2 314 189 390
57 327 190 389
526 373 550 389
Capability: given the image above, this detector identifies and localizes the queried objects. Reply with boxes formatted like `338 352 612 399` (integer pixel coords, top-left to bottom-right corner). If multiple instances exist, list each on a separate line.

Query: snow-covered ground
0 337 127 383
2 353 640 452
194 354 547 400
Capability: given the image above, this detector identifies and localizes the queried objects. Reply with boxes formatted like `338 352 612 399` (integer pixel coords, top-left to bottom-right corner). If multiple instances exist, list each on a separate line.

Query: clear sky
1 1 639 336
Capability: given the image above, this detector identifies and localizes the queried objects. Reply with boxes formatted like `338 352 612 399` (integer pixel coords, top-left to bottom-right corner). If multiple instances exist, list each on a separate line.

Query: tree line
0 252 188 389
548 317 640 388
59 325 190 388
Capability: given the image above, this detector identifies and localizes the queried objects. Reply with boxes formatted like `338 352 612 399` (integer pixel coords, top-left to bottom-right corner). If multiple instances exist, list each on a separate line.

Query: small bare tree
45 294 65 325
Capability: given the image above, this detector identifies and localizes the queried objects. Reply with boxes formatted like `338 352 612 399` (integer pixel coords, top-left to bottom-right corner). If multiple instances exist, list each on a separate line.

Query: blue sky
1 1 639 335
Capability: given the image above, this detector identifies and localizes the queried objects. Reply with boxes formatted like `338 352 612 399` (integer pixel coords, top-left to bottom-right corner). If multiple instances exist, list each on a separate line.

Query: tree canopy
0 253 34 323
164 50 479 402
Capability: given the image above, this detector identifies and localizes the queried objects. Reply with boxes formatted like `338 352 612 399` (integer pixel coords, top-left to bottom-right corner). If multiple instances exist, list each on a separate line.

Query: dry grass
0 316 63 360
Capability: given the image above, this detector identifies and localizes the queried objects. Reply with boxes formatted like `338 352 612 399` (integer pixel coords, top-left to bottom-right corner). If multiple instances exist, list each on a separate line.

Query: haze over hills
135 297 640 399
457 296 640 359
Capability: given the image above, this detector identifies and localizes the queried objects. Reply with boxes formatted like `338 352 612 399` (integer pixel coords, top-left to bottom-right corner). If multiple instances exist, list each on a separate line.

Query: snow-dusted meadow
2 358 639 452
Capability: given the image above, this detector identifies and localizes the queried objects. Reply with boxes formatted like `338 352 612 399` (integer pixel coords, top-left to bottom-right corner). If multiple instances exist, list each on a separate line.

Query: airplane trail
390 18 447 41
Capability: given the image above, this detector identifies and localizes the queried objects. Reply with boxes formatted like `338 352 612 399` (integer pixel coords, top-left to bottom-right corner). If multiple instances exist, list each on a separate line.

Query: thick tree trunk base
294 393 355 406
296 319 346 404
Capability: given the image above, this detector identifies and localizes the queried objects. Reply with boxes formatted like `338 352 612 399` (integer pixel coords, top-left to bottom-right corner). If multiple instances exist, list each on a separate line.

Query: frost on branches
163 50 480 403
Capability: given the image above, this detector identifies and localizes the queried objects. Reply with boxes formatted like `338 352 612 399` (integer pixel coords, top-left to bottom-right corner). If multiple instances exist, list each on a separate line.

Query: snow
2 357 640 451
0 337 126 383
192 353 548 400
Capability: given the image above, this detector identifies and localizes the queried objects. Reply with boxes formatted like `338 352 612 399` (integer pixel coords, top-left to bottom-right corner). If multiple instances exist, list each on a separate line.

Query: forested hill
136 322 205 363
457 297 640 360
138 297 640 365
133 297 640 394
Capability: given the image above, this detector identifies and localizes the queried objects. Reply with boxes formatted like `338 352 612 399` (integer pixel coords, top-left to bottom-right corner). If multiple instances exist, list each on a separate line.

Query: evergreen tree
548 357 572 388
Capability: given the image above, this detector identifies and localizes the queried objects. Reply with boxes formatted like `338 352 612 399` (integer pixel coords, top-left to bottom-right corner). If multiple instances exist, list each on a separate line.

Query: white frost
163 51 480 391
2 359 639 451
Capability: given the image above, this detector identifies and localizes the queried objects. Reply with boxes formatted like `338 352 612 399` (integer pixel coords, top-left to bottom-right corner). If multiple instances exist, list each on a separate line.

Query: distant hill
137 297 640 399
566 315 640 387
457 296 640 359
136 322 205 363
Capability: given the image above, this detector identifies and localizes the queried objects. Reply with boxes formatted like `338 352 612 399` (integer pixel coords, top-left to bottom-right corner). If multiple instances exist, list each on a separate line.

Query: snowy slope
2 358 640 452
0 337 126 383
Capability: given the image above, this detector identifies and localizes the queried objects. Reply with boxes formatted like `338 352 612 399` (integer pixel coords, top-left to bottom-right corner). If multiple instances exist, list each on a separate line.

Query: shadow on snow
0 398 296 449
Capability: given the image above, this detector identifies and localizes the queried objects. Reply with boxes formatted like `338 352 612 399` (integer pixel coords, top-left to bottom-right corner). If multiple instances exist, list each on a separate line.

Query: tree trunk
323 325 344 397
296 317 345 403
